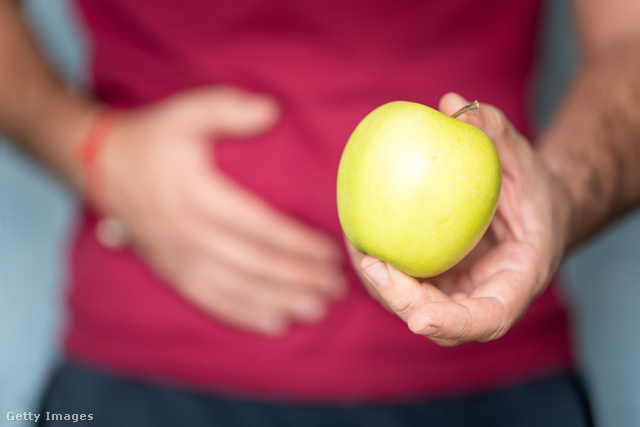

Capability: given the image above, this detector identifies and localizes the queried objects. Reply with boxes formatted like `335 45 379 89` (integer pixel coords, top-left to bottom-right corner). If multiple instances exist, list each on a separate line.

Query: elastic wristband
76 109 128 248
77 108 117 214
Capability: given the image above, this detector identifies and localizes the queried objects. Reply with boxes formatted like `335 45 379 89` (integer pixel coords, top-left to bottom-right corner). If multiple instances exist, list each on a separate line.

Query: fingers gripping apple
337 101 501 278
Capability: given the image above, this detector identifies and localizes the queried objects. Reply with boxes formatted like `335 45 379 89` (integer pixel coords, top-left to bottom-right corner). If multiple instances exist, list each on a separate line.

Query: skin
2 1 640 344
351 95 574 345
353 0 640 346
0 1 346 336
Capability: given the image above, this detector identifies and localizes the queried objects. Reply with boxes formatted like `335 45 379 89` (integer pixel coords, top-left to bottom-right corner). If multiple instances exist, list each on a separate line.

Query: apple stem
452 100 480 119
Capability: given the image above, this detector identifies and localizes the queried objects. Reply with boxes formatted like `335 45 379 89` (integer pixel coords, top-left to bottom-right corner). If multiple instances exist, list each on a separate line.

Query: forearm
0 0 98 190
538 40 640 254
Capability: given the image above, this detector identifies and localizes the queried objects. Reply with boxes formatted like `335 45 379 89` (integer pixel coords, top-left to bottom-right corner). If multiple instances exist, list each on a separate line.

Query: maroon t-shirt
67 0 573 402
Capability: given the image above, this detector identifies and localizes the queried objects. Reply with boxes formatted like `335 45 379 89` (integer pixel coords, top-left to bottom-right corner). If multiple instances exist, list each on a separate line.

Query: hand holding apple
338 100 501 277
344 93 573 346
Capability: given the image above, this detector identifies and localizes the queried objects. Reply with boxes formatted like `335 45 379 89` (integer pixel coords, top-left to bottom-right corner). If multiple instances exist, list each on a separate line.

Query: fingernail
261 314 288 336
423 325 439 336
295 297 326 323
246 96 274 113
363 261 389 286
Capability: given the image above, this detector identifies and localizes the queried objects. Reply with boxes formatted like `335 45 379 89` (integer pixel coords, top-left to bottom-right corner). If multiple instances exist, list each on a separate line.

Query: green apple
337 101 501 278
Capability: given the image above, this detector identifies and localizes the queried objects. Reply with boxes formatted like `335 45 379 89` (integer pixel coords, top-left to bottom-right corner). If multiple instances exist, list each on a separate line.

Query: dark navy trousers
39 361 592 427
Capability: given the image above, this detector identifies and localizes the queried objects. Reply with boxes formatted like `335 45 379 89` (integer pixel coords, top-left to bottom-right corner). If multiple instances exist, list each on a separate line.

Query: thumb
438 92 519 147
438 92 470 117
170 86 280 139
438 92 487 131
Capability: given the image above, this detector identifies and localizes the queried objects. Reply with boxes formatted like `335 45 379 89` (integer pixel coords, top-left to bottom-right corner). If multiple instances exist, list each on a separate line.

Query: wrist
17 92 103 190
74 107 130 249
76 108 118 214
538 147 580 260
53 97 105 190
548 168 576 262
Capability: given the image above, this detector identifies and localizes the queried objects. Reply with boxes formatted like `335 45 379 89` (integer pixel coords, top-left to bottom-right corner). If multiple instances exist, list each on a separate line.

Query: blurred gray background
1 1 639 426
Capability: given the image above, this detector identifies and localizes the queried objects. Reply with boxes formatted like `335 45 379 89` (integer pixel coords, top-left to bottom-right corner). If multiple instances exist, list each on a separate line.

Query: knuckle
204 86 244 114
208 85 239 99
388 293 415 318
492 109 509 136
248 249 276 274
479 301 512 343
482 316 511 342
407 315 426 335
161 97 196 123
448 302 473 341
